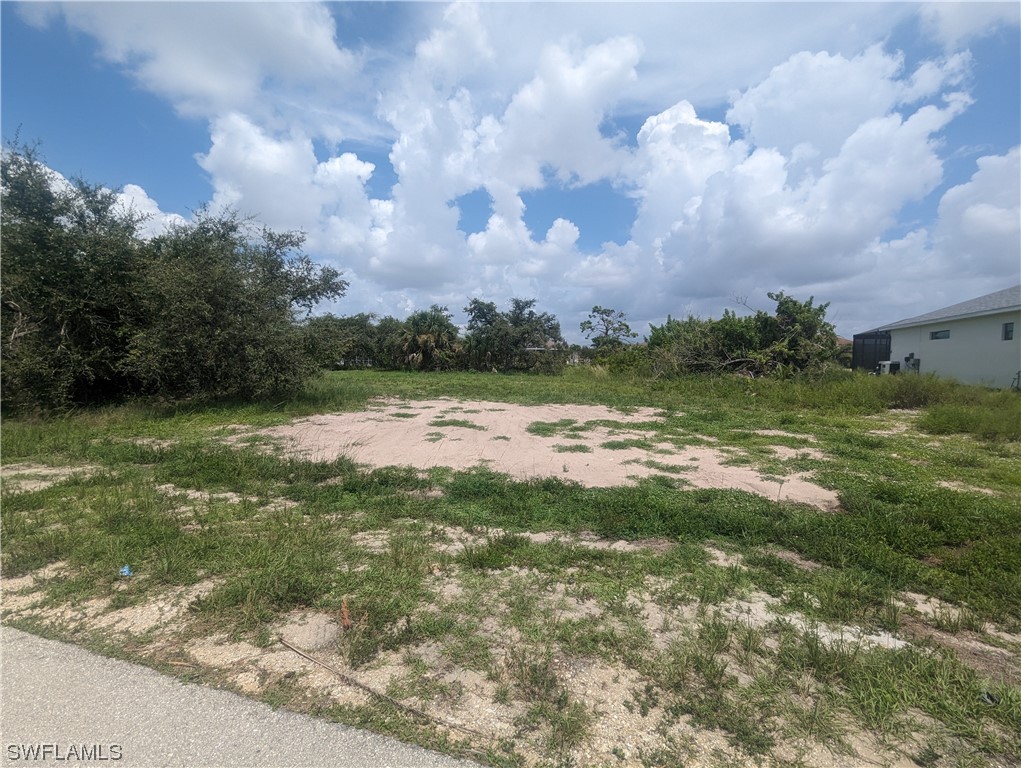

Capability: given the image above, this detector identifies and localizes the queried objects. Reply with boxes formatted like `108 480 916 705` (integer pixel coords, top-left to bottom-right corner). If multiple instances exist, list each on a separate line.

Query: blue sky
3 2 1019 342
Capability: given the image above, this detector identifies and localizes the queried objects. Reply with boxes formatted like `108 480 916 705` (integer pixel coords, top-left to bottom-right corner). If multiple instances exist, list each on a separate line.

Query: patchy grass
553 444 593 454
429 419 487 431
2 367 1019 768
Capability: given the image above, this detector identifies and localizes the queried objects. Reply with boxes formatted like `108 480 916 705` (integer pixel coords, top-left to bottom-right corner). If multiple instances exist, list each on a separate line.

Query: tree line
1 142 346 411
2 141 840 413
305 298 568 375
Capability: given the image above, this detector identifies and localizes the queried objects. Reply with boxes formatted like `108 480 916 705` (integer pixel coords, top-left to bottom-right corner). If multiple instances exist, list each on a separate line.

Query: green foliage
302 313 377 369
580 305 637 351
124 212 347 399
399 305 461 371
1 141 347 411
463 297 567 373
371 315 409 370
299 299 569 377
918 395 1021 441
1 141 145 409
646 292 838 378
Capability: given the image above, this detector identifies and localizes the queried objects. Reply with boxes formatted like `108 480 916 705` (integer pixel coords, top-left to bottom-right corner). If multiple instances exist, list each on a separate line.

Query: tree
124 211 348 399
580 305 637 350
1 141 348 409
399 305 460 371
303 314 358 370
463 299 511 371
463 297 566 373
761 291 837 375
1 140 145 409
373 315 408 370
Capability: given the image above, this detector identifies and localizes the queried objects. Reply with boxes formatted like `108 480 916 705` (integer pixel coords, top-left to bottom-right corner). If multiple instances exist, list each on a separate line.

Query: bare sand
255 398 839 509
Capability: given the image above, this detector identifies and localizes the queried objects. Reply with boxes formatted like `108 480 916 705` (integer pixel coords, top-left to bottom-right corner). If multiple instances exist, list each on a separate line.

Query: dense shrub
122 214 346 400
1 142 347 411
463 298 567 374
646 292 838 378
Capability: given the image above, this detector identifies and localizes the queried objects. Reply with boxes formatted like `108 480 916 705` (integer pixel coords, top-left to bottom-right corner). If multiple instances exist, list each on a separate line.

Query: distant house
852 285 1021 388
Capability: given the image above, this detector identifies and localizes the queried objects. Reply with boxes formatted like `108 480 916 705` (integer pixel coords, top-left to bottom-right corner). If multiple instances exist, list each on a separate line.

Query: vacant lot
2 369 1020 767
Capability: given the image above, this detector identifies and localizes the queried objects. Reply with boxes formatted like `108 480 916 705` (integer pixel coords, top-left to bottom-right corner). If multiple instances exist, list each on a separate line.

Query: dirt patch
253 399 838 510
936 480 998 496
866 409 920 436
1 463 99 493
93 580 220 636
898 614 1020 687
704 545 745 569
770 445 827 461
421 524 675 558
720 590 907 650
130 436 177 449
155 483 299 514
1 561 71 612
768 548 824 572
278 611 341 651
753 429 819 443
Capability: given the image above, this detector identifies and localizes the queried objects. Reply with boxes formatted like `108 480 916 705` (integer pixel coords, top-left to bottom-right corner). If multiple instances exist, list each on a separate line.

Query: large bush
463 298 567 374
123 213 347 399
646 292 837 378
2 143 145 409
1 143 347 411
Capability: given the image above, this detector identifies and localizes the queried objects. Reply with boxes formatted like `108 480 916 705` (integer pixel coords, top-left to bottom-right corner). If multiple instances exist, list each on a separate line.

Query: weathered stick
276 635 491 744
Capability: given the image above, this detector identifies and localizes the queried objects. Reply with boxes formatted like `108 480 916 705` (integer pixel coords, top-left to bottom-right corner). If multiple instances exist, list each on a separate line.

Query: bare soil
253 398 840 509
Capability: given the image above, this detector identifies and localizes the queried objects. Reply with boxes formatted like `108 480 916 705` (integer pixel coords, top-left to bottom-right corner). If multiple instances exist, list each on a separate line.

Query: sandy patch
866 409 920 436
768 548 824 572
565 661 667 765
93 579 220 635
753 429 819 443
897 614 1020 687
155 483 299 515
936 480 998 496
187 634 266 667
898 591 960 621
720 591 908 650
1 562 72 612
704 545 745 569
130 436 177 449
1 463 99 493
254 399 838 509
770 445 827 461
278 611 341 651
408 524 675 559
156 484 245 504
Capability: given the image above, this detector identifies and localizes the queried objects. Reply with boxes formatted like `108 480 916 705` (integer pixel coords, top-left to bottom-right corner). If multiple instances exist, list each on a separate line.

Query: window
1004 322 1015 341
929 330 950 340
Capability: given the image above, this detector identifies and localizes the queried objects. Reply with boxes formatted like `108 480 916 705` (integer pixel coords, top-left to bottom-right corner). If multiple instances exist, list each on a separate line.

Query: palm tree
400 305 460 370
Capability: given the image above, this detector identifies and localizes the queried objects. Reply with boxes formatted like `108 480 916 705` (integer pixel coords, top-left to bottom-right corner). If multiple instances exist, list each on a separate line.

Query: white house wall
887 311 1021 387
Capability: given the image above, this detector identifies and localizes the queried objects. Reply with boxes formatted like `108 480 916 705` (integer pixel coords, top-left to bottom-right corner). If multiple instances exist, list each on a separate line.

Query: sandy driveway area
254 398 838 509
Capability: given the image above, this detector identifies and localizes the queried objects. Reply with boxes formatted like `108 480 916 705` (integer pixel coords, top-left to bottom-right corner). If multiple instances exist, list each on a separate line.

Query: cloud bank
20 2 1020 340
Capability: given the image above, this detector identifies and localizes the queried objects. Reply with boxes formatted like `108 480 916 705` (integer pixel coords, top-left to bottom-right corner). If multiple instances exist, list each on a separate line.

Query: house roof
878 284 1021 331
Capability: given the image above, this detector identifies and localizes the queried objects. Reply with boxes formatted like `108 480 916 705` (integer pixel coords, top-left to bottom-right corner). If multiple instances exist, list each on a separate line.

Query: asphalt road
1 627 482 768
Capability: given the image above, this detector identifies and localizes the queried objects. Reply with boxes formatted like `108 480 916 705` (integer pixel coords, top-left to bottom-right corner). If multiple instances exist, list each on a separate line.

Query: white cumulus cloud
19 1 1019 341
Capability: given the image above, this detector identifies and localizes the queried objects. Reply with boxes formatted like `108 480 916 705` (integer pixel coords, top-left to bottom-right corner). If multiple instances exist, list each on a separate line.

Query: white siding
887 310 1021 387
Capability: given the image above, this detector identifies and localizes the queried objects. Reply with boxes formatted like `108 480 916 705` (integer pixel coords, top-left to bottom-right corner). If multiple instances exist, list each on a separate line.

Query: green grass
2 367 1020 768
429 418 487 431
553 443 592 454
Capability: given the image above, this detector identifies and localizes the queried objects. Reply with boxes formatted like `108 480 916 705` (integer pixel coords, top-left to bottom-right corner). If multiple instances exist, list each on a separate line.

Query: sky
3 1 1019 343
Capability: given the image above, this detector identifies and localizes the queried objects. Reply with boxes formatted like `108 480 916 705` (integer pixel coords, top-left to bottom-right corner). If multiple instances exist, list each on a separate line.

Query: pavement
1 627 482 768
